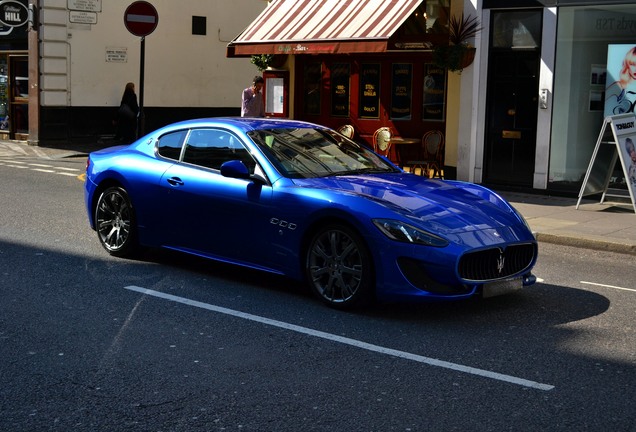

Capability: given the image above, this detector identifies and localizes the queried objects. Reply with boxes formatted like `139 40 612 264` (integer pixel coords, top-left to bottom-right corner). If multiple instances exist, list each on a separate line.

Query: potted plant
250 54 287 72
432 13 480 73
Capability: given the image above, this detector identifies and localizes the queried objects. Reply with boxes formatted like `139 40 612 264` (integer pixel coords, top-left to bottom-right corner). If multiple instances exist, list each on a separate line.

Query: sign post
576 113 636 213
124 1 158 138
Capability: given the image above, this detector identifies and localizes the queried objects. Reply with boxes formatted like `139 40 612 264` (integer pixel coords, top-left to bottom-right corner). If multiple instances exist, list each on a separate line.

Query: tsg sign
0 0 28 28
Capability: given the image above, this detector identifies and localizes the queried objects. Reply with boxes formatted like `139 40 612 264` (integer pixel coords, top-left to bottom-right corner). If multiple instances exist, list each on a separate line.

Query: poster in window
331 63 350 117
391 63 412 120
359 63 380 119
422 64 446 121
604 44 636 117
265 77 284 115
304 63 322 115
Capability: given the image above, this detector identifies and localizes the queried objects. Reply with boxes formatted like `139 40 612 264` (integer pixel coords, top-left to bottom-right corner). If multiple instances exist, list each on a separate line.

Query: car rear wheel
305 224 373 309
95 186 138 257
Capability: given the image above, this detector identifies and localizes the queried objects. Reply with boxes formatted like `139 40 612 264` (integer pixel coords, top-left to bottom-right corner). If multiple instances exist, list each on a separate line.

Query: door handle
167 177 184 186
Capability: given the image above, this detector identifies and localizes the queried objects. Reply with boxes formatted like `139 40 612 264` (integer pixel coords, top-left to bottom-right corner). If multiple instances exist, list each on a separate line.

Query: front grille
458 243 536 282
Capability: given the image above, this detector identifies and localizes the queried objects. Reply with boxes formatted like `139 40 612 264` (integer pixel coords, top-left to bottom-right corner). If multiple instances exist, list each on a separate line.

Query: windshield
248 127 398 178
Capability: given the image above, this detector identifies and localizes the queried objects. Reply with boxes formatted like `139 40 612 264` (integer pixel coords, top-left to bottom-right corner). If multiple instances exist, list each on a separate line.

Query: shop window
0 56 8 133
359 63 380 119
549 5 636 192
303 63 322 115
391 63 412 121
331 63 350 117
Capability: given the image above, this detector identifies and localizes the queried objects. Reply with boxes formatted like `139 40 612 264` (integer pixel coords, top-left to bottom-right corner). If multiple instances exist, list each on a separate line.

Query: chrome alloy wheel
95 187 137 257
306 225 372 308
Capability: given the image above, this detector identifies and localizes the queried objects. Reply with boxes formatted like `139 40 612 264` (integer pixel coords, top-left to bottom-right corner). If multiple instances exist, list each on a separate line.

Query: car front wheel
305 224 374 309
95 186 138 257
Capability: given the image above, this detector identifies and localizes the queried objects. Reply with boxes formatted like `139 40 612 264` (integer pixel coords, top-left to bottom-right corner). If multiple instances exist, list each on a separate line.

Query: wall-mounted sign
68 0 101 13
70 11 97 24
106 47 127 63
0 0 28 28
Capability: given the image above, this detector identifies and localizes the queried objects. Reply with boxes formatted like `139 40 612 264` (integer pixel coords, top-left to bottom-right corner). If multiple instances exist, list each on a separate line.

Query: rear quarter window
157 130 187 160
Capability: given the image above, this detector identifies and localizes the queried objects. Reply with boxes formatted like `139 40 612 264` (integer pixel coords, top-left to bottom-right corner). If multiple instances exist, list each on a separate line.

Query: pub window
304 62 322 115
359 63 381 119
331 63 350 117
391 63 412 120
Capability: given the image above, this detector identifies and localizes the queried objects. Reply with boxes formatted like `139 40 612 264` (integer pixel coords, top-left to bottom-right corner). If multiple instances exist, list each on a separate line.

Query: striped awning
227 0 424 57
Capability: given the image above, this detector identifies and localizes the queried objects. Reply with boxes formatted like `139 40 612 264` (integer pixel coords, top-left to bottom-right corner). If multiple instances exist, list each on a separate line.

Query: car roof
155 117 323 136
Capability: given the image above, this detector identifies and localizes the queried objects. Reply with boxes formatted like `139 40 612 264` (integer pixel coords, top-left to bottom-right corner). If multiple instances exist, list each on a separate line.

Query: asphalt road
1 153 635 431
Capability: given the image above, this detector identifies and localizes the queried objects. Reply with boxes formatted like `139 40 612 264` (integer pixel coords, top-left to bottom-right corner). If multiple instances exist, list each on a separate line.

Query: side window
182 128 256 172
157 130 187 160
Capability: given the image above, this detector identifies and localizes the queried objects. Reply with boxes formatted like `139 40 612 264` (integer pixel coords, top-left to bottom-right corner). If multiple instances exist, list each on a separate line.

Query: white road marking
125 285 555 391
581 281 636 293
0 159 26 164
0 159 82 178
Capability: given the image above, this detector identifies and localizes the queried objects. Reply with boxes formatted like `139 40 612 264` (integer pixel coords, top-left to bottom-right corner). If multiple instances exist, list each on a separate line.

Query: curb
535 232 636 255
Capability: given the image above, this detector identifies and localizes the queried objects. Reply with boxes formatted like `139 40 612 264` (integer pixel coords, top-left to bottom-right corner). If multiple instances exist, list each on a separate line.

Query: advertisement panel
604 44 636 117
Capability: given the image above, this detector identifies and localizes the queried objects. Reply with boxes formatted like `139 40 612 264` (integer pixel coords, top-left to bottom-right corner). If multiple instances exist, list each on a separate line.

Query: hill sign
0 0 28 27
124 1 158 37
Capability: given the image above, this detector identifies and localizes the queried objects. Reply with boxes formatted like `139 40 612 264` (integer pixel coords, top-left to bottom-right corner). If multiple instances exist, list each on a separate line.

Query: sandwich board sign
576 113 636 213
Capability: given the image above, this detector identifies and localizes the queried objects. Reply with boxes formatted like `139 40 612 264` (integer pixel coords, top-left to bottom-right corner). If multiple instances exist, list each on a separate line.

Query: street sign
124 1 158 37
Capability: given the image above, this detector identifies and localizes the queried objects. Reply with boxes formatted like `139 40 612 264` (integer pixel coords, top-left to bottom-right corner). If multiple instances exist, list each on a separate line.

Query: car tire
305 224 374 309
95 186 139 257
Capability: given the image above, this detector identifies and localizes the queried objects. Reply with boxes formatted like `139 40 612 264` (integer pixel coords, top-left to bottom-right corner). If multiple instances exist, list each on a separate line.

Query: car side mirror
220 160 267 184
220 160 251 179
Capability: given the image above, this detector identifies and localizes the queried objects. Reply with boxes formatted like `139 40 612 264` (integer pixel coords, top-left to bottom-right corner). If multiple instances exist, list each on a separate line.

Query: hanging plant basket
433 45 476 73
432 13 480 73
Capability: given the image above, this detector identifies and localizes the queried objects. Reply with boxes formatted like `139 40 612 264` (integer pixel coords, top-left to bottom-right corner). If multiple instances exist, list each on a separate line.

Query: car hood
293 173 532 246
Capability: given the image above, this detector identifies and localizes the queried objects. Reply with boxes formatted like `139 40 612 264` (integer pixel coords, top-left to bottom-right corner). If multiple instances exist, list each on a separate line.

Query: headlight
372 219 449 247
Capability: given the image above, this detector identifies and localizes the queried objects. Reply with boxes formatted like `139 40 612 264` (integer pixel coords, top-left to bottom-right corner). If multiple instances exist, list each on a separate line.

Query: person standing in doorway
241 76 265 118
116 82 139 143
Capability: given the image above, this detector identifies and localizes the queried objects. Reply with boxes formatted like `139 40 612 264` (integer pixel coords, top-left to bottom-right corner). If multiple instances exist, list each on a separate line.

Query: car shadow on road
136 247 610 328
361 282 610 327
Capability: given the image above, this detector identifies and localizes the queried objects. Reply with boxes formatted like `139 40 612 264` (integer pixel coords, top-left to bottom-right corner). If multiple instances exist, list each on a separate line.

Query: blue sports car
85 118 537 309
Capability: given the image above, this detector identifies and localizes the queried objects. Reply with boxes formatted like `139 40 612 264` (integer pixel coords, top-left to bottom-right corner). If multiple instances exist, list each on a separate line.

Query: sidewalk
2 140 636 255
498 191 636 255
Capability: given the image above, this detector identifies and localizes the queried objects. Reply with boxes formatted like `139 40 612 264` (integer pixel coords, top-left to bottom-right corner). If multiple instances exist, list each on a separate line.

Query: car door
159 128 275 267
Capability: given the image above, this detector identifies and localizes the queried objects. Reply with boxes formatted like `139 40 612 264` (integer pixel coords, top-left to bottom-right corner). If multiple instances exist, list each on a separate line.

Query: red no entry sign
124 1 158 37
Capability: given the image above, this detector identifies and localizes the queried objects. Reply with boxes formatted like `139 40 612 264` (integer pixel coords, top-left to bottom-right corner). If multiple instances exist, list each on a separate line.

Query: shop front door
483 10 542 187
8 55 29 140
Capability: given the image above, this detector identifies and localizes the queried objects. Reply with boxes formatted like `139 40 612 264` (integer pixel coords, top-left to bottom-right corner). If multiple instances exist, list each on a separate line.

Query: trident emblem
496 253 505 274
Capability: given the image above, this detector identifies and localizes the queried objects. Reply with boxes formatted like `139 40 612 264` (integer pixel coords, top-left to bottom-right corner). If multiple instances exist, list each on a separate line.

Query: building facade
8 0 636 195
230 0 636 195
470 0 636 194
2 0 268 145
